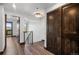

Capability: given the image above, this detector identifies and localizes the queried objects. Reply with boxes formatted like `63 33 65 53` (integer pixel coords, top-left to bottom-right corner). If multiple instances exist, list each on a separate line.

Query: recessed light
12 3 16 9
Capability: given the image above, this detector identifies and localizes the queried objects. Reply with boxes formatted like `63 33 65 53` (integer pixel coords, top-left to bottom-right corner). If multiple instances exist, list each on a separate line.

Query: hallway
3 37 24 55
3 37 53 55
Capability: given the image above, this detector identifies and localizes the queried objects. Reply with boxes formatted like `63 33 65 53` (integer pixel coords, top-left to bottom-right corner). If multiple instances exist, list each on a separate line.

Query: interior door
61 4 79 54
47 8 61 54
47 12 54 52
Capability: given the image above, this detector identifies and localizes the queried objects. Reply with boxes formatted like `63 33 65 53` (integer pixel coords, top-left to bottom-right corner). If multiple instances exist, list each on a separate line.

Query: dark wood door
47 3 79 55
61 4 79 54
47 8 61 54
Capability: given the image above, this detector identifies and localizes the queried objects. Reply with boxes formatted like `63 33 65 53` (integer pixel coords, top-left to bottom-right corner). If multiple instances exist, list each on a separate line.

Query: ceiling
0 3 56 20
2 3 55 14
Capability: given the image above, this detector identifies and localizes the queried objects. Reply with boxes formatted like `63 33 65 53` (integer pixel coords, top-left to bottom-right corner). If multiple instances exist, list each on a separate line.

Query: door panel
47 8 61 54
61 4 79 54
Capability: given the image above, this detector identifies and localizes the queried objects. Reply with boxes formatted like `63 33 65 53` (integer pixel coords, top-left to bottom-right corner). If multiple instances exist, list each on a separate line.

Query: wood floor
3 37 53 55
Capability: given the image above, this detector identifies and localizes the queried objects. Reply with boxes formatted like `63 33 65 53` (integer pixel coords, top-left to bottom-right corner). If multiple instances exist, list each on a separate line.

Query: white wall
19 15 47 47
0 6 5 52
27 15 46 47
20 17 27 43
13 18 18 36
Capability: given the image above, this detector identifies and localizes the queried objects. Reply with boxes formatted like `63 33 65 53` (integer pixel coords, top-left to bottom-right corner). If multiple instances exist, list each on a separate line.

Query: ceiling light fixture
33 8 44 18
12 3 16 9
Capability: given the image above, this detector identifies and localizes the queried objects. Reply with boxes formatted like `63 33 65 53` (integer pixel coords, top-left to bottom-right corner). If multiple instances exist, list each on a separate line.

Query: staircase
24 31 33 45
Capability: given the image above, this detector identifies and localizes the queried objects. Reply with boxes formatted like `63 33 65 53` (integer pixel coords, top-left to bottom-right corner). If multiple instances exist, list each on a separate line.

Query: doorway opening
6 22 13 37
5 14 20 43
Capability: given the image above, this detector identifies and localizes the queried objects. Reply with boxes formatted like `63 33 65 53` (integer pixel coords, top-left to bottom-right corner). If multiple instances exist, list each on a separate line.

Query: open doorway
5 14 20 43
6 22 13 37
